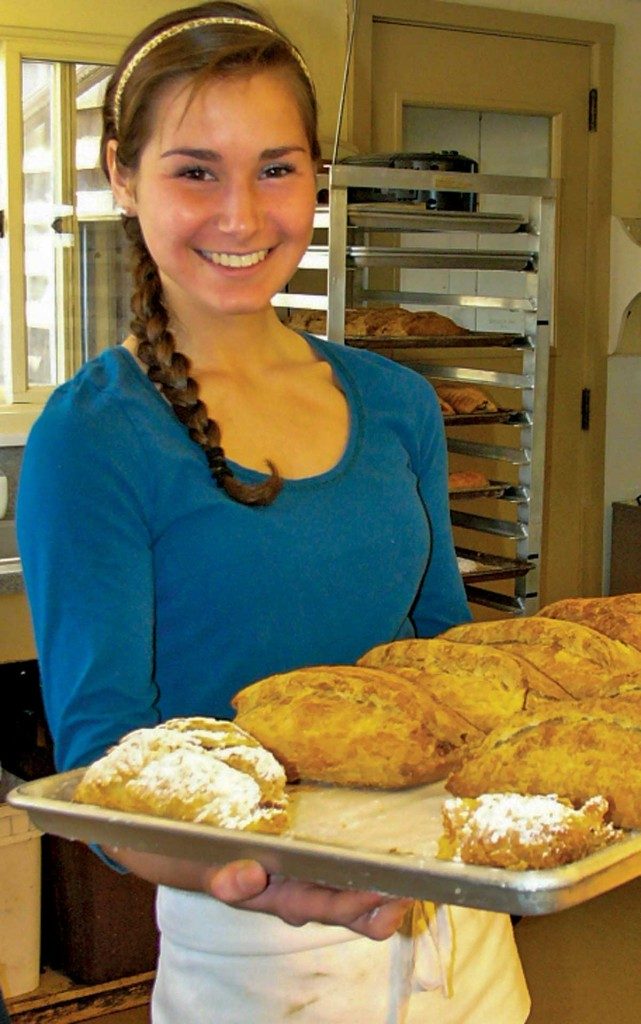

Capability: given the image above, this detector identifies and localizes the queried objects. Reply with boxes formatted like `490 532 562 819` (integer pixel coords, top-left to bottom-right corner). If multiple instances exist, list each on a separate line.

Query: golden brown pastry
356 637 568 731
448 470 491 491
438 394 456 415
286 307 469 340
232 664 480 788
73 717 289 833
434 384 498 414
538 594 641 652
446 696 641 828
442 616 641 699
439 792 620 869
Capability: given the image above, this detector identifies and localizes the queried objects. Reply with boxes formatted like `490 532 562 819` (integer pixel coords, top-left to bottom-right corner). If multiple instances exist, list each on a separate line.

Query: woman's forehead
148 69 308 144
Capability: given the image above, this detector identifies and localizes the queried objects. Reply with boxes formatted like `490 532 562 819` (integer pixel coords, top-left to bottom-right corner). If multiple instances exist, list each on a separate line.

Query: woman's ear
106 139 137 216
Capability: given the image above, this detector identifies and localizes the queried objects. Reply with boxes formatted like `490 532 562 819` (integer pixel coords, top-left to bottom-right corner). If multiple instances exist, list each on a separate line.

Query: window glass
22 60 57 385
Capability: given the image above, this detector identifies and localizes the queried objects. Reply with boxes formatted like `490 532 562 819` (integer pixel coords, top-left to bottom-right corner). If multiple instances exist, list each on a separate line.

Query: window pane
22 60 57 385
0 69 7 391
75 64 130 362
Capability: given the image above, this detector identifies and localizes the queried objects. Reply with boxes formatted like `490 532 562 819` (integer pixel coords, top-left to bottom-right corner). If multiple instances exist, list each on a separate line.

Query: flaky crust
232 664 481 788
434 384 498 414
442 617 641 699
73 717 289 833
446 697 641 828
538 594 641 652
285 307 469 339
439 793 620 869
356 637 565 731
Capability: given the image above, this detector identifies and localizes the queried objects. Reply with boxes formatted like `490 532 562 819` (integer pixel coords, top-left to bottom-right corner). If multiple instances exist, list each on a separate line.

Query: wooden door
351 2 613 603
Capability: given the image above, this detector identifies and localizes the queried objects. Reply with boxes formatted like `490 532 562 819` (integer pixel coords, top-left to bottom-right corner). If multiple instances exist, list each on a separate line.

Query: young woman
17 4 530 1021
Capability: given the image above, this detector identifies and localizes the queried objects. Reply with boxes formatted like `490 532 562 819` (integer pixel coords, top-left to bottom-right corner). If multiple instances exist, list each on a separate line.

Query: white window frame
0 27 125 422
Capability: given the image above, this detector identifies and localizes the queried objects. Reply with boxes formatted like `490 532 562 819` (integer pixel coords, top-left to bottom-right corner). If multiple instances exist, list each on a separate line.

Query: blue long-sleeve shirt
17 335 470 771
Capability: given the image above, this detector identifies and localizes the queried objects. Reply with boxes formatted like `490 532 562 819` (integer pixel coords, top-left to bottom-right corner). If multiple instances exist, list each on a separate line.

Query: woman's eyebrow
160 145 307 160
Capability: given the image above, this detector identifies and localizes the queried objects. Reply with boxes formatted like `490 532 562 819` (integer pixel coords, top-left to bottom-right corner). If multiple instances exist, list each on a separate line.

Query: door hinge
588 88 598 132
581 387 591 430
0 210 4 238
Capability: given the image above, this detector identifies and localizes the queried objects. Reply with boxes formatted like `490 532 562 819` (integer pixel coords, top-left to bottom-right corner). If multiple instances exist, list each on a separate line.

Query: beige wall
0 0 350 158
434 0 640 217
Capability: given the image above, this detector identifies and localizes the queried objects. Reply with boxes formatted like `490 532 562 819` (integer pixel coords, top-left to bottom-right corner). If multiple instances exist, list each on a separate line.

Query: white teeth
202 249 268 268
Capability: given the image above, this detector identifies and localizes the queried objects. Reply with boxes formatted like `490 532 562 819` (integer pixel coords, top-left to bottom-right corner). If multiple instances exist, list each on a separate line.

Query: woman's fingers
205 860 412 940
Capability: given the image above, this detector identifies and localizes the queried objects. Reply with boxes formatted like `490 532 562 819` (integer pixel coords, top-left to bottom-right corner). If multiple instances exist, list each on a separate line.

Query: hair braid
124 217 282 506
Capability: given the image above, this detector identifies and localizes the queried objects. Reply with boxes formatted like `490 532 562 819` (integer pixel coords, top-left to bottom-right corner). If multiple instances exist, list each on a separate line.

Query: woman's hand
105 846 411 940
206 858 412 939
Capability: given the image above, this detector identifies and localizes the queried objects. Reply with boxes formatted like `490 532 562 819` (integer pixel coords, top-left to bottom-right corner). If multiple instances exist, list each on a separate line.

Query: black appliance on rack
339 151 479 211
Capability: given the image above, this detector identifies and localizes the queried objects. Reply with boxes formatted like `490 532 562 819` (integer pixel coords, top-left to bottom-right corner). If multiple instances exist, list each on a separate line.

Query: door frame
348 0 614 598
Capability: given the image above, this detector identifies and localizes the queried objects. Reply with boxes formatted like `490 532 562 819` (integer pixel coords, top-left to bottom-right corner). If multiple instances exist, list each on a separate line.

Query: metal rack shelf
277 165 557 614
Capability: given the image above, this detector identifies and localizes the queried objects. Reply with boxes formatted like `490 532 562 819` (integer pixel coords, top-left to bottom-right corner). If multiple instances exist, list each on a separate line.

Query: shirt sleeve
16 386 160 771
409 379 472 637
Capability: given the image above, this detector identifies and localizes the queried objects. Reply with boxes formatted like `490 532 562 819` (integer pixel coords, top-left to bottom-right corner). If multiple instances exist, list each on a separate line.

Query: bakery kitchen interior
3 0 641 1022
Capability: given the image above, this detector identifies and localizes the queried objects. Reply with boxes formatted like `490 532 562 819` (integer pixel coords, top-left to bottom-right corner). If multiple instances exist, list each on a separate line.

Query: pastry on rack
448 470 491 491
284 306 469 339
537 593 641 652
445 695 641 828
357 637 569 731
232 664 482 788
73 717 290 833
439 792 620 870
434 383 498 414
442 616 641 700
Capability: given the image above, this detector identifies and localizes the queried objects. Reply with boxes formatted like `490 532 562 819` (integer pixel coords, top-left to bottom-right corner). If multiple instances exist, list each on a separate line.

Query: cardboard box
0 804 41 997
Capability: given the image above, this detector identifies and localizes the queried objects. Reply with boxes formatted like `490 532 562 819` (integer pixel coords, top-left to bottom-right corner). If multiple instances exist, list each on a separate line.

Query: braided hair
102 2 321 506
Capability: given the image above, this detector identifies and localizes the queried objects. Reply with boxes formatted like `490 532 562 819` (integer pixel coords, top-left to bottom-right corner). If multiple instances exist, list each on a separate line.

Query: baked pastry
538 593 641 651
285 307 469 340
357 637 568 731
439 792 620 869
457 556 481 574
448 470 491 491
73 717 289 833
232 664 480 788
446 696 641 828
437 394 455 415
442 616 641 699
434 384 498 414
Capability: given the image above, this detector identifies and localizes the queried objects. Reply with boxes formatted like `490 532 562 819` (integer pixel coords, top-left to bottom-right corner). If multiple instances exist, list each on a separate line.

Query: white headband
113 16 313 133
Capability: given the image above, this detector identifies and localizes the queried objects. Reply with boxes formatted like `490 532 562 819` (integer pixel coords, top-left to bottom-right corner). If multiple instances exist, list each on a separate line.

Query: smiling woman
16 4 529 1024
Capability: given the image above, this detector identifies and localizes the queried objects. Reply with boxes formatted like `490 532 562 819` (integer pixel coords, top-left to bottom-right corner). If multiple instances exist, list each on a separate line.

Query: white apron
152 887 530 1024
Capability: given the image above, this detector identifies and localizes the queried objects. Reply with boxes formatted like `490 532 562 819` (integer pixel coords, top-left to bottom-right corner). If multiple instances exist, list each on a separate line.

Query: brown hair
102 2 321 506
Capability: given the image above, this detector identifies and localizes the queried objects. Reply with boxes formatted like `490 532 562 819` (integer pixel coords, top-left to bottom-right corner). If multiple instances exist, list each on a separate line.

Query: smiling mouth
199 249 269 268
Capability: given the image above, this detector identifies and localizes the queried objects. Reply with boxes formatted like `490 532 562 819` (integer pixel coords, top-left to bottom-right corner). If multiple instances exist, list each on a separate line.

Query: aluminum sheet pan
346 333 526 350
9 771 641 916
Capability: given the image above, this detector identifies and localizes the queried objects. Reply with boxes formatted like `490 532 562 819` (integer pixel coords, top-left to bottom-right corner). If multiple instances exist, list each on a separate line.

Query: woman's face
110 69 317 326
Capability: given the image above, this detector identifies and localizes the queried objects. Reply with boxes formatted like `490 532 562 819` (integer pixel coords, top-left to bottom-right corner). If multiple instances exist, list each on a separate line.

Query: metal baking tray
443 409 523 427
456 547 533 581
449 481 508 500
9 772 641 916
346 247 536 271
346 333 526 350
346 206 529 235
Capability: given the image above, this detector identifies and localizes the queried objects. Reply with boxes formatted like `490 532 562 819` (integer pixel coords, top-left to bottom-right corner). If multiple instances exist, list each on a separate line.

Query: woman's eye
261 163 295 179
179 166 216 181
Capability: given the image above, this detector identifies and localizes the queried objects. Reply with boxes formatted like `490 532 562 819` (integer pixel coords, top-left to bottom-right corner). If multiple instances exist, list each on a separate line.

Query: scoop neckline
113 335 363 489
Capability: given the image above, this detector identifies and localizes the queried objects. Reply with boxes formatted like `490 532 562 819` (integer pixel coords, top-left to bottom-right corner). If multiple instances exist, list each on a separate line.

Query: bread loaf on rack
73 717 290 833
434 383 498 414
284 306 469 339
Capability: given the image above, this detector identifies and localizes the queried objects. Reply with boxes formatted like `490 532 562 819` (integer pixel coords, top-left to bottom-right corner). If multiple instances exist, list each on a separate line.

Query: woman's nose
215 180 261 236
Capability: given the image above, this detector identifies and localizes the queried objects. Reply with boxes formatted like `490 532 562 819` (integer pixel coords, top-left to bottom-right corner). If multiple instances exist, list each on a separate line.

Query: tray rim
9 771 641 917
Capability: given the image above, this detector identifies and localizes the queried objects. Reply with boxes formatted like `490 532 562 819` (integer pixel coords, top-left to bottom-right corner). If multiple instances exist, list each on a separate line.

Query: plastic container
0 803 41 998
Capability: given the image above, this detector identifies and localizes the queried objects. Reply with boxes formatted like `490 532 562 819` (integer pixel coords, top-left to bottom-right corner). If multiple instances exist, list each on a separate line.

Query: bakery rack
274 165 557 615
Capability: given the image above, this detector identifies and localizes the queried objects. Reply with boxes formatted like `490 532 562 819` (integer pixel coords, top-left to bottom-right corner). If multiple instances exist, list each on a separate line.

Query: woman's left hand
205 858 412 939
